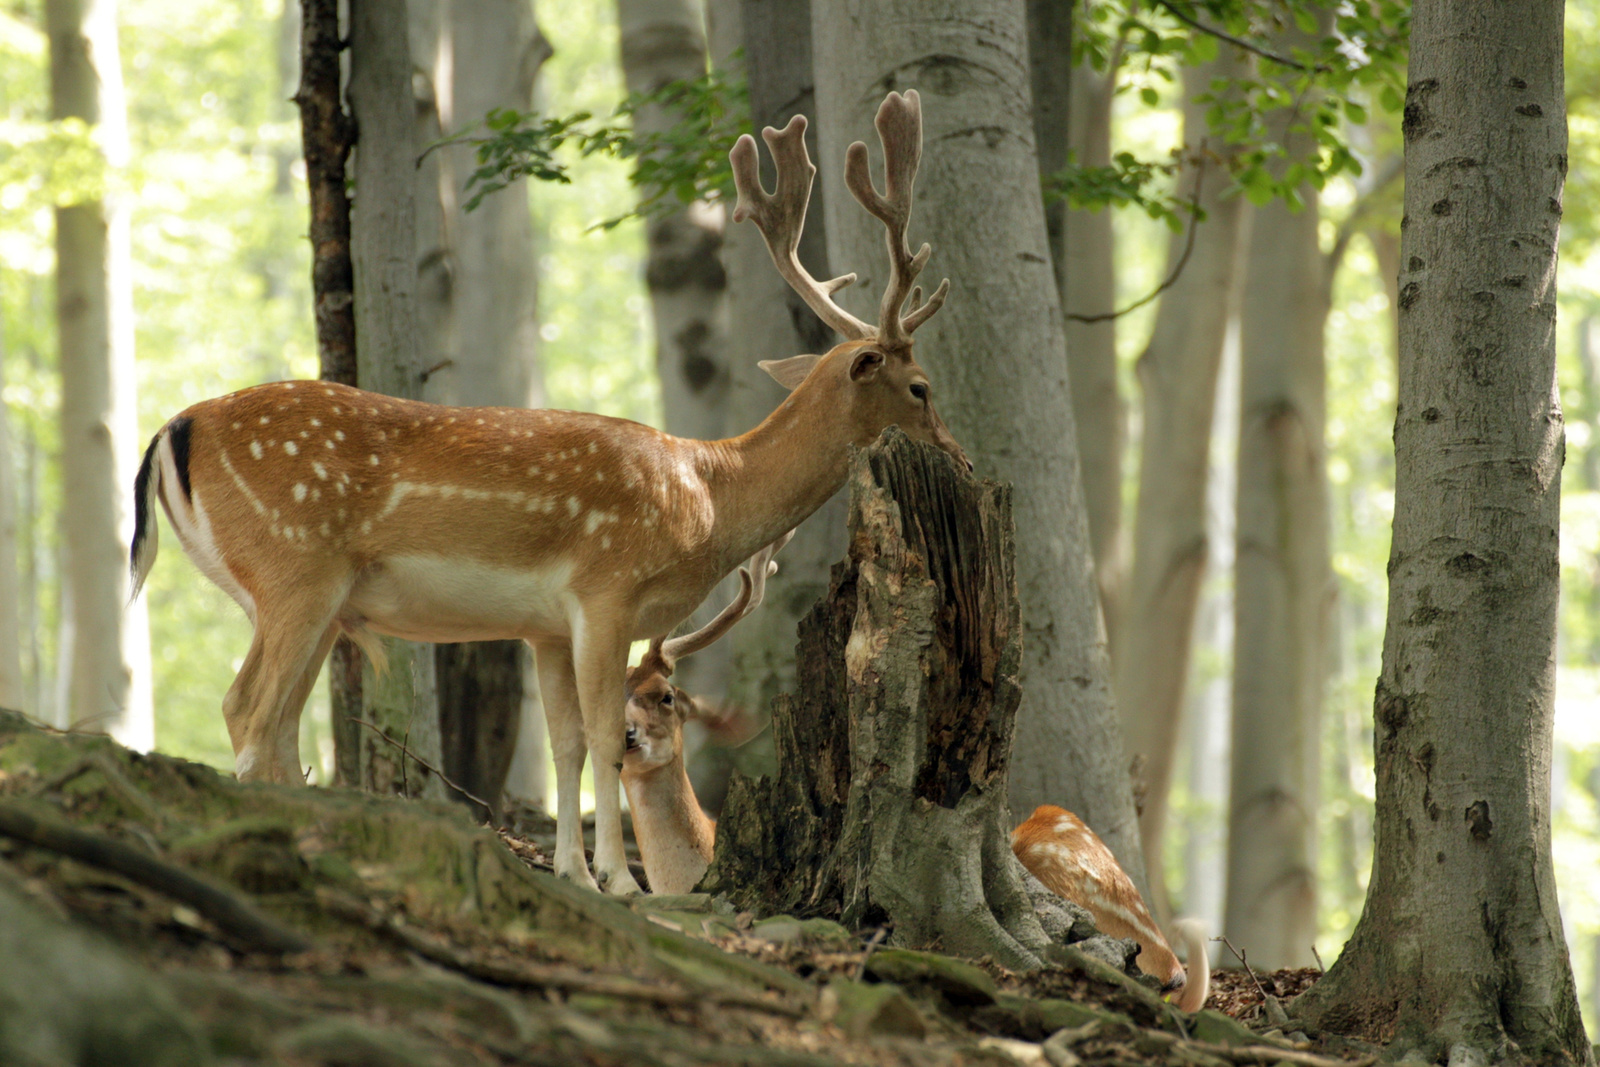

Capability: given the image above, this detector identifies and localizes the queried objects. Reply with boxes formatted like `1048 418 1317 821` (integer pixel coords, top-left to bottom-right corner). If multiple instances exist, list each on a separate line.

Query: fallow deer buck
128 89 965 897
621 533 790 894
1012 805 1211 1012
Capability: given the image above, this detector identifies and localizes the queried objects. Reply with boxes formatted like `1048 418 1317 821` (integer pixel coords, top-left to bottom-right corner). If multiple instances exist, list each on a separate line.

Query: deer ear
848 348 885 382
759 354 822 391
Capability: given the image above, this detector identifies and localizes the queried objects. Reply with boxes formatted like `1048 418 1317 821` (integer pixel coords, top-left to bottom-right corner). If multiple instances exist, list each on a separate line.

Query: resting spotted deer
1012 805 1210 1012
128 90 964 897
621 534 789 894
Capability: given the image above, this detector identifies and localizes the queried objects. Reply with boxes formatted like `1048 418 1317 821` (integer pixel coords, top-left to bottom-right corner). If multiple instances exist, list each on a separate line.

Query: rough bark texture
809 0 1146 896
1062 57 1125 654
425 0 550 819
703 431 1049 972
48 0 153 750
347 0 445 800
1114 54 1248 924
1224 18 1332 971
1293 2 1590 1062
718 0 844 740
295 0 363 782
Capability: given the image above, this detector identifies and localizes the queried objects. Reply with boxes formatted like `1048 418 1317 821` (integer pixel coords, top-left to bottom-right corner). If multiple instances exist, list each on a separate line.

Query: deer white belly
346 554 574 642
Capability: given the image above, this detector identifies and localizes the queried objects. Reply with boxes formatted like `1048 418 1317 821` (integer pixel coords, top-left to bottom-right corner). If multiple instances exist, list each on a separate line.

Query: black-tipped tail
130 417 189 601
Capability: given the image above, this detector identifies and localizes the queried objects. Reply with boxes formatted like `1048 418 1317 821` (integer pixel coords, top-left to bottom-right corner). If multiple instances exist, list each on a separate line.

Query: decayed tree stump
702 429 1052 971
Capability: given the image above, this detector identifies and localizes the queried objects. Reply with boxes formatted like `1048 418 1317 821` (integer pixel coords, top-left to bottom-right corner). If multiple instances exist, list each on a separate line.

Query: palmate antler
730 90 948 345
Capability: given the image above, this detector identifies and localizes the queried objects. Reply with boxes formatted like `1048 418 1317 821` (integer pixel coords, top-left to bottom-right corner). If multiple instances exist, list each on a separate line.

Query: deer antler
656 530 795 666
843 89 949 346
731 118 874 341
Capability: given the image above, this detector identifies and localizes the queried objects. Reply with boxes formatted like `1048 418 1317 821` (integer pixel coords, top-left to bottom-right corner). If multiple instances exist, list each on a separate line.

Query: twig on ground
853 925 889 982
1218 935 1271 1004
1311 944 1325 973
0 799 311 954
318 888 805 1018
348 717 496 821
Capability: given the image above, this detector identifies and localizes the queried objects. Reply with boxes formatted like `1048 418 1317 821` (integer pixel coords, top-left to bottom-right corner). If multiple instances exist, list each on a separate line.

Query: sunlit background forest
4 0 1600 1033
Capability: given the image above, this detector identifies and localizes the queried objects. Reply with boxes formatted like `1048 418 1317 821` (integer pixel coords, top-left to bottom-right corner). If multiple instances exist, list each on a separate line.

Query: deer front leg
531 638 598 890
573 615 643 897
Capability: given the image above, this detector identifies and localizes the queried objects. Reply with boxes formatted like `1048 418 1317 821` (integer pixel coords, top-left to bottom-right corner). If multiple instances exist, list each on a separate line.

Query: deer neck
698 364 856 562
622 755 715 896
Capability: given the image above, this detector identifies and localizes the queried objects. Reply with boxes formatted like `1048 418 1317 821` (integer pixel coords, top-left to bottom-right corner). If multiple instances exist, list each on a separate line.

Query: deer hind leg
223 588 347 785
271 622 340 784
531 638 597 891
572 614 642 897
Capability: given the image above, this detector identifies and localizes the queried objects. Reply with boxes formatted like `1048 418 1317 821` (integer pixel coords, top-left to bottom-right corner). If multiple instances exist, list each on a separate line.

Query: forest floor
0 710 1382 1067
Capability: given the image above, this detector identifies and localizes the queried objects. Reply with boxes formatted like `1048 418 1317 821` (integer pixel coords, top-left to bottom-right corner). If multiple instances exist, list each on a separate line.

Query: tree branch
1149 0 1315 71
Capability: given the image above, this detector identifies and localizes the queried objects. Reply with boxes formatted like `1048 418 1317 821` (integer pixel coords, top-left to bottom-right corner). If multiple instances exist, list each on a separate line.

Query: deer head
730 90 969 471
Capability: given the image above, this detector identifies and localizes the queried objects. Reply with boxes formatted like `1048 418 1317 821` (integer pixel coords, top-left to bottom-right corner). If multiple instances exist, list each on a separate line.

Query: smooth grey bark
810 0 1146 896
0 320 21 710
347 0 444 800
1114 53 1248 923
617 0 734 709
418 0 549 818
1027 0 1069 304
48 0 153 749
1224 17 1333 969
718 0 844 732
1294 1 1590 1060
1062 57 1125 653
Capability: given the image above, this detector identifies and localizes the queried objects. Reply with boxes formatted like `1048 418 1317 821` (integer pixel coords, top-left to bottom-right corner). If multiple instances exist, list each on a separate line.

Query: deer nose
625 725 640 750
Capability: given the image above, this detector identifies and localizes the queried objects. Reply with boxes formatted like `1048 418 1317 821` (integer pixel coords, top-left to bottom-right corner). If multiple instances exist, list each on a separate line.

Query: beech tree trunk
616 0 733 706
718 0 843 731
1224 17 1333 970
810 0 1147 897
425 0 550 821
48 0 153 750
1115 53 1248 923
346 0 444 800
0 320 21 711
1293 2 1590 1061
1062 57 1125 653
703 430 1049 972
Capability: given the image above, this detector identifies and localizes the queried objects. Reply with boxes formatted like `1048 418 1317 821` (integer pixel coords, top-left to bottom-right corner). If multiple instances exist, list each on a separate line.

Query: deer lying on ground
621 534 790 894
128 90 964 897
1012 805 1210 1012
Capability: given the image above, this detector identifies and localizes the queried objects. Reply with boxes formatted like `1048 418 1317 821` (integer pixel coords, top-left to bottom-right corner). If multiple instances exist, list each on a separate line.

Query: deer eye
660 691 674 706
910 382 928 402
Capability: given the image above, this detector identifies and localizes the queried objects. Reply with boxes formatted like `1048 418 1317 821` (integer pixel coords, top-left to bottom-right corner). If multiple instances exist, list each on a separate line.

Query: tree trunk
1027 0 1069 304
425 0 550 822
347 0 444 800
703 431 1049 971
295 0 361 784
1294 2 1590 1060
718 0 844 736
1114 54 1248 923
810 0 1147 897
1224 18 1333 970
616 0 733 705
1063 56 1125 654
0 319 21 710
48 0 153 750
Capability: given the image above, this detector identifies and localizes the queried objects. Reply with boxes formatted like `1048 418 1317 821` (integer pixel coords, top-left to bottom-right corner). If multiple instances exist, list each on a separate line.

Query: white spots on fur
324 388 336 396
503 445 513 453
527 465 541 477
440 485 458 499
332 405 342 414
249 440 264 460
600 535 611 549
284 441 299 456
360 520 373 534
475 418 485 426
376 430 387 442
335 482 347 496
324 440 336 450
587 441 598 455
312 462 328 480
320 522 331 537
566 496 581 518
299 429 310 438
231 421 242 431
293 484 307 502
368 455 380 466
258 415 270 425
334 429 346 441
217 451 269 517
310 418 321 427
594 471 604 483
583 510 618 535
